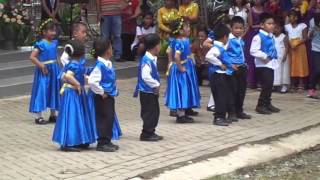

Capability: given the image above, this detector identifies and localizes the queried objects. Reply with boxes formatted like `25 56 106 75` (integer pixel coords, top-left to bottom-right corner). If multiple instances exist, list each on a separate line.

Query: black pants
256 67 274 106
121 33 135 61
310 51 320 89
231 66 248 114
196 64 206 86
210 73 234 119
140 92 160 136
94 95 115 144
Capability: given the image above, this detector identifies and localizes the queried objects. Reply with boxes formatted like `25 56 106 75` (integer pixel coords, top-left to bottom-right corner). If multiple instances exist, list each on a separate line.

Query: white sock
177 110 185 117
207 94 215 107
34 112 43 119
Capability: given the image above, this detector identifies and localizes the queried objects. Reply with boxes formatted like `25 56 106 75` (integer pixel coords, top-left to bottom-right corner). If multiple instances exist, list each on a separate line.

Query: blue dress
52 60 97 147
87 62 122 140
29 39 61 113
165 38 201 109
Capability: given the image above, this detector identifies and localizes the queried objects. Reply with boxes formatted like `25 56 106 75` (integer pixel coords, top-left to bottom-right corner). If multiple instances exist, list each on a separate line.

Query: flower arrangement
0 0 34 47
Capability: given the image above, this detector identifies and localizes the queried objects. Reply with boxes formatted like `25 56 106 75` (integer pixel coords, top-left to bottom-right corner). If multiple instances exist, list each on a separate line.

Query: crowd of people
28 0 320 152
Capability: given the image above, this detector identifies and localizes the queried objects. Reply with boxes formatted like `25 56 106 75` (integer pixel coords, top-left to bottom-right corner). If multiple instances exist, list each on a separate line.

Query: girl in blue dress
29 19 60 125
52 40 97 152
88 37 120 152
165 18 201 123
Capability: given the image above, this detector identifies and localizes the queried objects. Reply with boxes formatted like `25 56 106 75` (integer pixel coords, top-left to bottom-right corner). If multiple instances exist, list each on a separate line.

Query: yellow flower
16 15 22 20
11 18 17 23
3 14 8 19
17 20 23 25
5 18 10 23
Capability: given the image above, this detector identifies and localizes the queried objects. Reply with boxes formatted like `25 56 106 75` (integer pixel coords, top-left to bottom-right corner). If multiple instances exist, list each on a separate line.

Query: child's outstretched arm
30 50 48 75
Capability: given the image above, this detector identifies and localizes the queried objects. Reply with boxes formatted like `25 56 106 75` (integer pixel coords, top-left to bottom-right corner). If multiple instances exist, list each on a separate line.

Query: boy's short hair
72 22 87 34
259 13 274 24
230 16 245 27
213 24 230 40
145 34 160 50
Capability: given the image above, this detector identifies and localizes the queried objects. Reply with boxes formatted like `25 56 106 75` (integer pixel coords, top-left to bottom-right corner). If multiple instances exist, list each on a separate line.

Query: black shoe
213 118 229 126
140 133 164 142
237 112 252 119
207 106 215 112
108 142 119 150
185 109 199 116
74 143 90 150
48 115 57 123
176 116 194 123
267 104 280 113
35 117 48 125
115 58 126 62
96 144 117 152
227 115 239 122
61 146 81 152
169 110 177 117
255 106 272 114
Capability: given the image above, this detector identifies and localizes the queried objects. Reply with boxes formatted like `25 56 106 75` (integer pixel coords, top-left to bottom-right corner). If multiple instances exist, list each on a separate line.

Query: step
0 61 138 99
0 60 34 80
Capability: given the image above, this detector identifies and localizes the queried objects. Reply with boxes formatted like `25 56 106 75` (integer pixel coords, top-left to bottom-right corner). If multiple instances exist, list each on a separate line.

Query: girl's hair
141 11 155 27
232 0 247 7
274 15 284 27
197 24 208 36
65 40 85 58
92 37 111 59
169 18 184 36
288 9 302 24
38 18 56 35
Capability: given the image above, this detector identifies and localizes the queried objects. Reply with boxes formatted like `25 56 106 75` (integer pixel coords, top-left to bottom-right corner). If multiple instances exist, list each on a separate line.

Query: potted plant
0 1 32 50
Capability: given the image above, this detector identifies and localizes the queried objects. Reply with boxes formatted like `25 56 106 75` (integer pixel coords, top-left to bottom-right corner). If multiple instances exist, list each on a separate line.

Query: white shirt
309 18 320 52
250 29 278 69
285 23 307 40
60 51 69 67
141 51 160 88
88 57 113 96
228 7 248 25
131 26 156 50
205 41 226 74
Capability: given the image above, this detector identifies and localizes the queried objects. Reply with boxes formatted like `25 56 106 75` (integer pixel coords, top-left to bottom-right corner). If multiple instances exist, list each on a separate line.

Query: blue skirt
29 64 61 113
52 88 97 147
87 90 122 140
165 59 201 109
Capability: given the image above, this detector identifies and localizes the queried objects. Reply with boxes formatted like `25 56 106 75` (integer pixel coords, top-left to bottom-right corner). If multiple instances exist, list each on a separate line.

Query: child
191 26 209 86
29 19 60 125
134 33 163 141
273 17 290 93
227 16 251 119
165 18 201 123
285 10 309 91
229 0 251 26
205 24 233 126
60 22 88 67
308 13 320 98
131 12 156 59
250 13 280 114
88 37 120 152
52 40 97 152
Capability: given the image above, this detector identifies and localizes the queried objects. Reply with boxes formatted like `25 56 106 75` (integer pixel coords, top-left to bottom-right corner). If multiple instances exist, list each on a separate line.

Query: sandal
35 117 48 125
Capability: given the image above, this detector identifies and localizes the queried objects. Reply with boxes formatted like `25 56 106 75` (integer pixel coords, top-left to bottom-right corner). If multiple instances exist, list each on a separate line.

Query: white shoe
280 85 288 93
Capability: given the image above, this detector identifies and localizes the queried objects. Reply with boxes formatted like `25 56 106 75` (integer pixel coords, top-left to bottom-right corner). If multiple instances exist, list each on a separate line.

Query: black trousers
196 64 206 86
140 92 160 136
231 66 248 114
210 73 234 119
310 51 320 89
121 33 135 61
94 94 115 144
256 67 274 106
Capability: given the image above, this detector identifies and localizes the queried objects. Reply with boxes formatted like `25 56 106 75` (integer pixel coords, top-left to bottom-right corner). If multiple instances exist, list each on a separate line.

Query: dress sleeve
65 62 79 75
174 40 184 54
34 41 45 52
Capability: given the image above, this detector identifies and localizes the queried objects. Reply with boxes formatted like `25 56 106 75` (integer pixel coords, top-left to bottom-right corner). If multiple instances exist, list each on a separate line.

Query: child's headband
172 18 184 35
38 18 54 33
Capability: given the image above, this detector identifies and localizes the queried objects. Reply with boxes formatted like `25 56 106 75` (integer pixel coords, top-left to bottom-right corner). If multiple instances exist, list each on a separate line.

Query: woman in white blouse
228 0 252 31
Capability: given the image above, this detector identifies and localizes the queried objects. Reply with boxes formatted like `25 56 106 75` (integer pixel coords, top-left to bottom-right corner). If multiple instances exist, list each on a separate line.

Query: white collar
229 33 241 40
145 51 158 62
214 40 225 48
97 56 112 67
259 29 273 37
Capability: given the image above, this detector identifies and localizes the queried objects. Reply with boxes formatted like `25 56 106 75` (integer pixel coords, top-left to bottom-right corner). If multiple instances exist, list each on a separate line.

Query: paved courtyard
0 77 320 180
